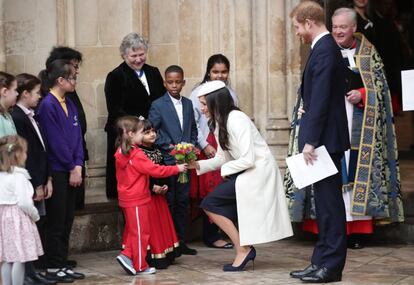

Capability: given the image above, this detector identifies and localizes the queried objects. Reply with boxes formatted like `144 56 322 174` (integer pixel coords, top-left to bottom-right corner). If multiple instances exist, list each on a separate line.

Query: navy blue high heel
223 246 256 272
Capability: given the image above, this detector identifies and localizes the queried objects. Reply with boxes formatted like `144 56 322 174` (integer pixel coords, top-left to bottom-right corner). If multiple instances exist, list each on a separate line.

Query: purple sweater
36 93 84 172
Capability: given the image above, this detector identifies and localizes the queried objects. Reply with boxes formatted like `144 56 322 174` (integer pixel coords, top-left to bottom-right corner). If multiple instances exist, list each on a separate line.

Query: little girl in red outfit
114 116 186 275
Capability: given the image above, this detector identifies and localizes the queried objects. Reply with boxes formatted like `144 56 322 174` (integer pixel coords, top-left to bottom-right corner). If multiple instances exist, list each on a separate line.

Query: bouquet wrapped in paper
169 142 200 183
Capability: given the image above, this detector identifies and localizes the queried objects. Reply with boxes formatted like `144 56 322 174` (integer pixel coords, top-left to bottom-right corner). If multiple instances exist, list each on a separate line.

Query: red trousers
121 205 150 271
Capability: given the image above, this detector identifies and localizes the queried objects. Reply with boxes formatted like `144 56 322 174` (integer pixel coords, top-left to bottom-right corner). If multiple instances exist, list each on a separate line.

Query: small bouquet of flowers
170 142 200 183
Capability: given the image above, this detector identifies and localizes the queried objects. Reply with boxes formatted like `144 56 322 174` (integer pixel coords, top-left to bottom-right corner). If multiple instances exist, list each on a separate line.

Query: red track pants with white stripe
121 205 150 271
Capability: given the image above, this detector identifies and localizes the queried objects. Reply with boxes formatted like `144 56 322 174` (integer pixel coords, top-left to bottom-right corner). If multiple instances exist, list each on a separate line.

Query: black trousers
311 153 347 273
106 130 118 199
75 166 86 210
165 175 190 242
44 171 77 269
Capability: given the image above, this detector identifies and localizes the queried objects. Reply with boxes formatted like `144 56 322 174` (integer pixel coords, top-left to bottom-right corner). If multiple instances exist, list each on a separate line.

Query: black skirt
200 173 241 222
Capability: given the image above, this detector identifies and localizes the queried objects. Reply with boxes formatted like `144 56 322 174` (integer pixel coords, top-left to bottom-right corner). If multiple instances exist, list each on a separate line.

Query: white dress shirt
311 31 330 49
168 93 183 130
17 103 45 150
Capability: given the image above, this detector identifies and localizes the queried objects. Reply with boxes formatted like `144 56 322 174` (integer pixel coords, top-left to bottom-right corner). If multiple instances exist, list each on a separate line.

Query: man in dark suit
104 33 166 199
289 1 350 283
149 65 198 255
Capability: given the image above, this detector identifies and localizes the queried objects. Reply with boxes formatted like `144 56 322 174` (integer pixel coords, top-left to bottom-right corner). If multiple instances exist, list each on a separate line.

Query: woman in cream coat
189 81 292 271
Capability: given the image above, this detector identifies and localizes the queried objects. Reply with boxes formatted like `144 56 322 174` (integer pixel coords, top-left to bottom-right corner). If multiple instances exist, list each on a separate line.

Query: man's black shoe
44 270 74 283
29 273 57 285
290 264 319 278
180 242 197 255
300 267 342 283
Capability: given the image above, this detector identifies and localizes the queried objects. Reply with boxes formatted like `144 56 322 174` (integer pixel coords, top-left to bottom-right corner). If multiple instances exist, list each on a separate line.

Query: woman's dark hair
46 46 83 67
38 59 73 95
201 54 230 83
16 73 41 98
206 87 240 151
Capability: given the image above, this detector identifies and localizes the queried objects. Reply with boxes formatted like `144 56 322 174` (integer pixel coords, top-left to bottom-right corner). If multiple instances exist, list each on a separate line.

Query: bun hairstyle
115 116 145 155
16 73 41 98
0 135 28 172
38 59 73 96
0 71 16 114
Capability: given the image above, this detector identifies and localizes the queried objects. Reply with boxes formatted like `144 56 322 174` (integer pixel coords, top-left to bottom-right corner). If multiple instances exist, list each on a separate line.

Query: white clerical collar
311 31 330 49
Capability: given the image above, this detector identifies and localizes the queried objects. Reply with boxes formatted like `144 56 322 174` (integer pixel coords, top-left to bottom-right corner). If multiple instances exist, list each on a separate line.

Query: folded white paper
402 70 414 111
286 145 338 189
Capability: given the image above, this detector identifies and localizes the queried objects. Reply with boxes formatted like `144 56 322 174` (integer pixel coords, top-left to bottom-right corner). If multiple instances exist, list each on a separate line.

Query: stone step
70 201 123 253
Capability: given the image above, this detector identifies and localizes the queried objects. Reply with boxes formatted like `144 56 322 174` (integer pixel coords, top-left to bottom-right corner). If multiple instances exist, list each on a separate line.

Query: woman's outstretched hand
187 160 199 170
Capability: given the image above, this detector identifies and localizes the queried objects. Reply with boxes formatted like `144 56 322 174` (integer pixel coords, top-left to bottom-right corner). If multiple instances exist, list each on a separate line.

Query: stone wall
1 0 302 203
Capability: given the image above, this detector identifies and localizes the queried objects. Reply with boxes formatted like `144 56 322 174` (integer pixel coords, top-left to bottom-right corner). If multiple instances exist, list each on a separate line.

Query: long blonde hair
0 135 27 172
115 116 145 155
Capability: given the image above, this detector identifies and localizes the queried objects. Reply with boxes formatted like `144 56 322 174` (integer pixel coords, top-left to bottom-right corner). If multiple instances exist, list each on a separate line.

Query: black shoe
207 241 234 249
30 273 57 285
300 267 342 283
180 242 197 255
222 247 256 272
348 241 364 249
44 270 74 283
62 268 85 280
24 276 43 285
290 264 319 278
66 260 77 268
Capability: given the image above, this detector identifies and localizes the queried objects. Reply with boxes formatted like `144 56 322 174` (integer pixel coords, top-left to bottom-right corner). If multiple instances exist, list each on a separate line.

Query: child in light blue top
0 72 18 137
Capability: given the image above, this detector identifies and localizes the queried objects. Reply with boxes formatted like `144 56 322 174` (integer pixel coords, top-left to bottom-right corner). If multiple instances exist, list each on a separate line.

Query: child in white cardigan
0 135 43 285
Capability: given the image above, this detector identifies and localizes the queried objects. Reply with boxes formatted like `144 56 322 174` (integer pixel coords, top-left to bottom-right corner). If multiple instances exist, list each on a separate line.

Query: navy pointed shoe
222 247 256 272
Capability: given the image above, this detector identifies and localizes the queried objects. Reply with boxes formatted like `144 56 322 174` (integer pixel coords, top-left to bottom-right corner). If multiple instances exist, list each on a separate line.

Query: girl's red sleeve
131 151 180 178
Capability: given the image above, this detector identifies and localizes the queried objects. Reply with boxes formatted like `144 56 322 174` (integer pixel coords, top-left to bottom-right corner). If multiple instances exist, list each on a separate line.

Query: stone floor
66 240 414 285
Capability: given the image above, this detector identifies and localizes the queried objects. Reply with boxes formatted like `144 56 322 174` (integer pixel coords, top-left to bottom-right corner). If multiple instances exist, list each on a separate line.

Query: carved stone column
252 0 302 167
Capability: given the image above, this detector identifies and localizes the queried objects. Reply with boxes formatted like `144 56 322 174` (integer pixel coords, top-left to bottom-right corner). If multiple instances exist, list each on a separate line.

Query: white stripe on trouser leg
135 206 142 270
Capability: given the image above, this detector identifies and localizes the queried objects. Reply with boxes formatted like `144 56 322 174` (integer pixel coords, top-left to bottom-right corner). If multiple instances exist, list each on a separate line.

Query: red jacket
115 146 179 208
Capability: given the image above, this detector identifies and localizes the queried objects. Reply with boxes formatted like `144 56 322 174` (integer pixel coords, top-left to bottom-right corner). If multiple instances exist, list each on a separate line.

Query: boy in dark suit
289 1 350 283
149 65 198 255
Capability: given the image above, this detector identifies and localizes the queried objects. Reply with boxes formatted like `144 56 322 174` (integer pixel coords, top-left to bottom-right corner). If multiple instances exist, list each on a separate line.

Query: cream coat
197 110 293 245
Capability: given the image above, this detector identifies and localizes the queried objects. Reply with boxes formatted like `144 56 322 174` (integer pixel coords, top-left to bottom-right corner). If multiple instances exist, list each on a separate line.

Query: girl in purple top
36 59 85 282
